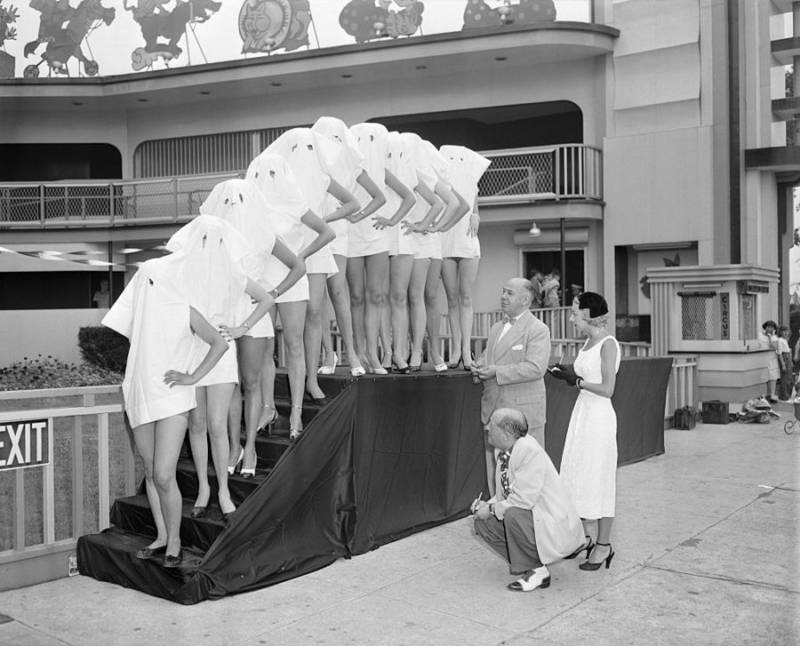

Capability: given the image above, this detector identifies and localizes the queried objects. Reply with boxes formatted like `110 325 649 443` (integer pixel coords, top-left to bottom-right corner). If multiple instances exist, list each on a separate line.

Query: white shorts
329 219 349 257
277 274 309 303
196 338 239 387
306 244 339 275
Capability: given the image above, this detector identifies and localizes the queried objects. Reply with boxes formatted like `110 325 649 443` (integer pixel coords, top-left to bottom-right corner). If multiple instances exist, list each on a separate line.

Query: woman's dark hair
762 320 778 331
577 291 608 318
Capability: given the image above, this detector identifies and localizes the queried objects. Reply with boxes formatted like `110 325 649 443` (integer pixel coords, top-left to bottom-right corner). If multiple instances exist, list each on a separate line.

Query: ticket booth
646 265 780 402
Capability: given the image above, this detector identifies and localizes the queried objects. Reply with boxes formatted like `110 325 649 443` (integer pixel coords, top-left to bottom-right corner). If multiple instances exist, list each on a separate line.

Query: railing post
98 412 110 531
43 417 55 544
554 147 561 200
108 183 115 224
39 184 45 224
173 176 179 221
72 416 84 538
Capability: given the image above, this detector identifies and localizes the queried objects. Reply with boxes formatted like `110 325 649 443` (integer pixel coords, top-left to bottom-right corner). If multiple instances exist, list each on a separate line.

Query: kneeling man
473 408 584 591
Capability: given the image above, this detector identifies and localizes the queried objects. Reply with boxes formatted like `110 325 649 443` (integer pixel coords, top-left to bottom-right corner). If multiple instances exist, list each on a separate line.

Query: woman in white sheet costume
348 122 415 374
379 131 440 372
266 127 361 401
310 117 387 373
102 255 228 568
439 145 491 371
245 154 332 441
166 213 275 516
397 133 461 371
201 180 306 473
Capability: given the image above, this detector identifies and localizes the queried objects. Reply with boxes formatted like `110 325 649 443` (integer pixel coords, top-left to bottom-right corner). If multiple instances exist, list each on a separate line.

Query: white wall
0 309 107 366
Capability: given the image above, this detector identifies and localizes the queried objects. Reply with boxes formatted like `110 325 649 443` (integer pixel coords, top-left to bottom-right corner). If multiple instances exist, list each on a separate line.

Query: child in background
777 325 793 401
760 320 780 403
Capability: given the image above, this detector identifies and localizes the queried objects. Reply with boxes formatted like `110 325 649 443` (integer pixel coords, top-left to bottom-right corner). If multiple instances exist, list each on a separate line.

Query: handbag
673 406 698 430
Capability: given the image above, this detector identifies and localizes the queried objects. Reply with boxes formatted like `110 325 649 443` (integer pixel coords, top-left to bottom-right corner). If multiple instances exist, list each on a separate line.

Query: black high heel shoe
579 542 614 570
163 549 183 569
447 357 463 370
392 361 410 374
564 535 594 560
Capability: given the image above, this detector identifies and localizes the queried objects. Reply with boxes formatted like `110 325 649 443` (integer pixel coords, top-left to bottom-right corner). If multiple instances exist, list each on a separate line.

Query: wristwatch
269 288 280 299
489 502 495 517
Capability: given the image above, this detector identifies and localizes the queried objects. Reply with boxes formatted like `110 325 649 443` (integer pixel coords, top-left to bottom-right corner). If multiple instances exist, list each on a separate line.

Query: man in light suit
471 277 551 493
472 408 584 592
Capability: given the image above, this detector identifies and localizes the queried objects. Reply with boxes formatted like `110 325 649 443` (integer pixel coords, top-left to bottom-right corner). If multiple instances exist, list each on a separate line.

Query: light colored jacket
490 435 584 564
479 310 551 442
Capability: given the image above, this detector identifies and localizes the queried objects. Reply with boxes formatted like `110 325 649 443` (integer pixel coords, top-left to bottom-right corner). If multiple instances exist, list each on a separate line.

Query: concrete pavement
1 407 798 645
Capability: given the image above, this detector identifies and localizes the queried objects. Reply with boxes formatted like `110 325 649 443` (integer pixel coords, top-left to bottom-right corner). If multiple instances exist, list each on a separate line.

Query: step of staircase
110 494 228 552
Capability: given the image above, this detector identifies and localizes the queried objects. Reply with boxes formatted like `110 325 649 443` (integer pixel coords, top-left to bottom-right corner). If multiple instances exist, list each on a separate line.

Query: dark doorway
523 249 584 306
370 101 582 150
0 144 122 181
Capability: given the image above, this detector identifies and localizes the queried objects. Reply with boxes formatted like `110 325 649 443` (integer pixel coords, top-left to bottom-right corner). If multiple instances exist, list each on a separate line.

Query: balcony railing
0 145 602 228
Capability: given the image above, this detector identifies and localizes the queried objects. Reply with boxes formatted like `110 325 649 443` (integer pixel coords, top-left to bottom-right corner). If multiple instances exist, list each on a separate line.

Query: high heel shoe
447 357 463 370
227 447 244 476
289 405 303 442
564 535 594 560
163 549 183 569
240 451 257 479
579 542 614 570
257 404 279 435
304 389 329 406
190 505 208 519
350 365 366 377
317 352 338 375
392 361 410 375
136 544 166 560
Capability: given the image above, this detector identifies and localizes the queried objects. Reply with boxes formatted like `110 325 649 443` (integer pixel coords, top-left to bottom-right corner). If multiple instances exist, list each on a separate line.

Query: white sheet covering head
311 116 365 190
165 213 256 326
199 179 277 275
439 145 491 206
348 122 391 256
264 127 337 213
102 255 197 428
399 132 438 188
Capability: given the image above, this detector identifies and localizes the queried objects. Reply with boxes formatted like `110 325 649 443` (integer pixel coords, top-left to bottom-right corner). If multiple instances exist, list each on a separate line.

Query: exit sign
0 419 50 470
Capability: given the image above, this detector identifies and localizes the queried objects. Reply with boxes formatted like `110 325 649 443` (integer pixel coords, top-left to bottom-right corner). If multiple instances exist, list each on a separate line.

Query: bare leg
257 334 277 430
187 386 211 510
583 517 615 564
458 258 480 368
408 257 430 368
205 382 236 514
442 258 461 366
227 383 243 471
278 300 307 432
364 252 389 371
389 254 413 369
346 256 369 367
379 265 393 368
424 258 444 367
319 293 337 372
236 335 268 474
328 254 363 373
151 413 189 558
305 273 327 398
131 421 167 550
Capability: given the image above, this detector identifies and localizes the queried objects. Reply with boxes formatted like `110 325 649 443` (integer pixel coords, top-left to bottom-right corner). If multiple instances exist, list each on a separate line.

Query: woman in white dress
266 127 363 401
311 117 386 374
166 214 276 517
380 132 442 372
348 122 415 373
551 291 620 571
401 136 462 371
439 145 492 371
202 179 308 461
246 153 331 441
102 255 228 567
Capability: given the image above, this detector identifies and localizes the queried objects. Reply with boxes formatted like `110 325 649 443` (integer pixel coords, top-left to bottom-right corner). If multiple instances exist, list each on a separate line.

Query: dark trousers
778 353 793 400
474 506 542 575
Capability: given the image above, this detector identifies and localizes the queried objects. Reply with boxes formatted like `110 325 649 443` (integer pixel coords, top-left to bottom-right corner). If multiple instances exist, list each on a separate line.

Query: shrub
0 355 122 390
78 326 129 373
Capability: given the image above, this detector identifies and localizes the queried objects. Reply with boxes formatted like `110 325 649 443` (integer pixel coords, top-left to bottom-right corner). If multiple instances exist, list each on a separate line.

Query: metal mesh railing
681 294 718 340
477 144 602 203
0 145 602 228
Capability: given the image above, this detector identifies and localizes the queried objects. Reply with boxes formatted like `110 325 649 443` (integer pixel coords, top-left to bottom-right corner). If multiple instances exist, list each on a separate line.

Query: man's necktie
498 451 511 497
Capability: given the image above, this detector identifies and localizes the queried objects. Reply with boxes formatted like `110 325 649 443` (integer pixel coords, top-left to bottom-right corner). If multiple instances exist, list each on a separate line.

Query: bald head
491 408 529 439
501 277 533 316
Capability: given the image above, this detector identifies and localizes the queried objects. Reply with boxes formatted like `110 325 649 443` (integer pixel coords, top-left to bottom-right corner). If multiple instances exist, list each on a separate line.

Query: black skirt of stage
77 358 672 604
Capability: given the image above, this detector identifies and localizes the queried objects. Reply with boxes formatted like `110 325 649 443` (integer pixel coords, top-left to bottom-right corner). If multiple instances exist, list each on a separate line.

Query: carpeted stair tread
110 494 227 552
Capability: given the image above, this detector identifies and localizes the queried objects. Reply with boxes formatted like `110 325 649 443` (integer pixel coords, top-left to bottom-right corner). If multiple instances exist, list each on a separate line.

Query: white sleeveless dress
559 335 621 519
